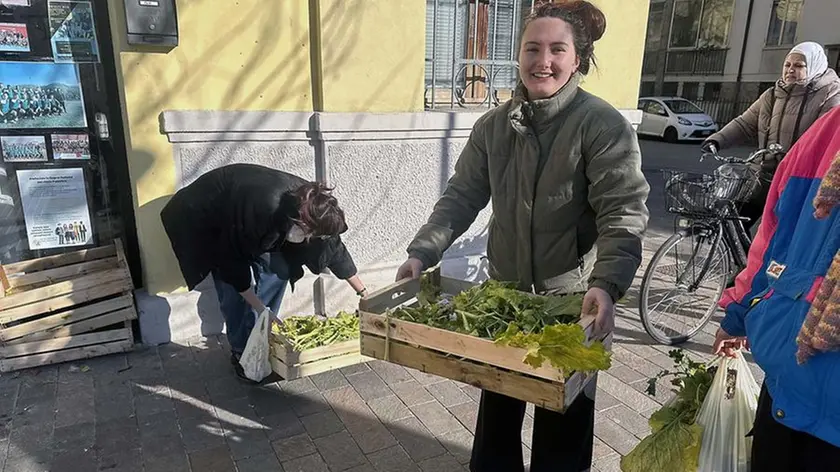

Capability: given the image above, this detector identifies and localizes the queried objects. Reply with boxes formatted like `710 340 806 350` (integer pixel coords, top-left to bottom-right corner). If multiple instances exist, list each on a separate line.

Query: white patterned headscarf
789 41 829 84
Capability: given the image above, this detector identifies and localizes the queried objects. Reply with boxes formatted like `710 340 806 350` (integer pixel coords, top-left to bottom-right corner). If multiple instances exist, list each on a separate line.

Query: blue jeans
212 253 289 356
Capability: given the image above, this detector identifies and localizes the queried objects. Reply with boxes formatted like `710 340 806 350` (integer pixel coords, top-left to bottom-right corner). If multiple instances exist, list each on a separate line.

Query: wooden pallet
269 332 366 380
0 240 137 372
358 268 612 413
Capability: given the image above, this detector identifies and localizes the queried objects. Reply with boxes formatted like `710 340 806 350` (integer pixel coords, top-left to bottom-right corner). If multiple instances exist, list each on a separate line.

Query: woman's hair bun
573 1 606 42
530 1 606 43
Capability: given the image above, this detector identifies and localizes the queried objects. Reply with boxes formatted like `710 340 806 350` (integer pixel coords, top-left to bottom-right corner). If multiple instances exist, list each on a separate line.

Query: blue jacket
721 106 840 446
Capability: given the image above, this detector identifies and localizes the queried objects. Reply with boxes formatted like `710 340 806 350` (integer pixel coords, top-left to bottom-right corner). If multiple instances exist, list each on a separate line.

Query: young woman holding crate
396 2 650 471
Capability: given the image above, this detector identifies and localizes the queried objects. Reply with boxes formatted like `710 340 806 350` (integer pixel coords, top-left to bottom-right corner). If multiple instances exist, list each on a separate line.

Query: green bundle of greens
620 349 717 472
388 276 611 373
272 311 360 351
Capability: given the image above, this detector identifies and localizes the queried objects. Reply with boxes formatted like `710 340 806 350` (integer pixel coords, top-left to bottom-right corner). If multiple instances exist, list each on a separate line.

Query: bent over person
161 163 367 382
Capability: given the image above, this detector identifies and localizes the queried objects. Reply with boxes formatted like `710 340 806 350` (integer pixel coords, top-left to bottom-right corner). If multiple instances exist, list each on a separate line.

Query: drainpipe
733 0 756 111
654 0 675 96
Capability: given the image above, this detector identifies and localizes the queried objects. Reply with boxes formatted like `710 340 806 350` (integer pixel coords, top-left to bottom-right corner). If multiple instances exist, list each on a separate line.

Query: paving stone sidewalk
0 236 764 472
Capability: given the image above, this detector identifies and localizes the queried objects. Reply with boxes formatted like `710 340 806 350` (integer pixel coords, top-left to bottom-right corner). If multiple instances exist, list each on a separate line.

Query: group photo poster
51 132 88 159
16 167 92 249
48 0 98 63
0 61 87 129
0 1 61 60
0 22 29 52
1 135 46 162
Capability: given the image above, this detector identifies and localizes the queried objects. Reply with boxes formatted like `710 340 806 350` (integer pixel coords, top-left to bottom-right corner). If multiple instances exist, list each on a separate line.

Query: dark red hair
292 182 347 237
524 1 607 75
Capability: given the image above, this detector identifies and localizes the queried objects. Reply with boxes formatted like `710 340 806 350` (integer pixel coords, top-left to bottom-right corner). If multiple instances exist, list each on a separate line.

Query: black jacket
160 164 357 292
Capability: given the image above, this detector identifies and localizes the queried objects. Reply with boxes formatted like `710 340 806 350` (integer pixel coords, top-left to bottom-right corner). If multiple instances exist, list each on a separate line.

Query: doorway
0 0 140 286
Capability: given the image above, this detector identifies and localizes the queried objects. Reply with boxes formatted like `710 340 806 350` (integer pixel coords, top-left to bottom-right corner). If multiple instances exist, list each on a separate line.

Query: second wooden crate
0 240 137 372
358 269 612 413
269 331 365 380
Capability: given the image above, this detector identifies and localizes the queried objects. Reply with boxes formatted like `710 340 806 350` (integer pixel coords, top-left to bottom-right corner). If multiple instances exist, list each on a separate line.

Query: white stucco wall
137 108 642 345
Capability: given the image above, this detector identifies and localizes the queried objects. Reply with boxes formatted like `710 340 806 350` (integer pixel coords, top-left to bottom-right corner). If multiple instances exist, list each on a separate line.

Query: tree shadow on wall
439 222 490 283
125 0 369 284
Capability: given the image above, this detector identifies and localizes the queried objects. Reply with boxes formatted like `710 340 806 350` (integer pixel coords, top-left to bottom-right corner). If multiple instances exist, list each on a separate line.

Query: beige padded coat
708 69 840 173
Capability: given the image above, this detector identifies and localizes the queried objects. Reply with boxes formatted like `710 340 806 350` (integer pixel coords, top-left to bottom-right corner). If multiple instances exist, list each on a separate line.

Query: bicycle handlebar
700 143 784 164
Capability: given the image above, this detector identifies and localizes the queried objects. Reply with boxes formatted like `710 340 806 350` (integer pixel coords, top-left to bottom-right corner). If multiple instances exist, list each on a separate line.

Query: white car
636 97 719 143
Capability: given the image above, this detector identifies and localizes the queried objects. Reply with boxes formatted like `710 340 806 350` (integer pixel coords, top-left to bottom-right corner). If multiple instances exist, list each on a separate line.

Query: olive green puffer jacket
406 74 650 301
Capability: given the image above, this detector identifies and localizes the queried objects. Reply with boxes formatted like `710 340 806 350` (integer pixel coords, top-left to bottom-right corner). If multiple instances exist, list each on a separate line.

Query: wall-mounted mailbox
124 0 178 47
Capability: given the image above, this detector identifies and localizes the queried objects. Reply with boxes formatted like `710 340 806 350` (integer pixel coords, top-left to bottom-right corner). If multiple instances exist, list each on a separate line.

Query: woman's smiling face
518 17 580 100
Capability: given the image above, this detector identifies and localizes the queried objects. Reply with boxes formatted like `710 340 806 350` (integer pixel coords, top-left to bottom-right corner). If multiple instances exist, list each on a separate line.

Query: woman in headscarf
703 41 840 232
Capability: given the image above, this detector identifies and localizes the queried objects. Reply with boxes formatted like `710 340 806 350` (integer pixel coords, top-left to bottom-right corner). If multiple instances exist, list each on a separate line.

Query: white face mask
286 224 307 243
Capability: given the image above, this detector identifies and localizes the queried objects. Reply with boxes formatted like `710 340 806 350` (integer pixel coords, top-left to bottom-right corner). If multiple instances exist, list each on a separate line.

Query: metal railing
692 97 755 127
425 0 534 110
666 48 728 75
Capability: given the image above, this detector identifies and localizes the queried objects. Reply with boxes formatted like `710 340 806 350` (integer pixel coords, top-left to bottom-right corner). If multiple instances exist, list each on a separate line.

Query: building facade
641 0 840 126
0 0 650 346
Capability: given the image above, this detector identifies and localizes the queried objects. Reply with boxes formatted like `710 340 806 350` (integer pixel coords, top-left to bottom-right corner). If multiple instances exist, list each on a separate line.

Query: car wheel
664 127 679 143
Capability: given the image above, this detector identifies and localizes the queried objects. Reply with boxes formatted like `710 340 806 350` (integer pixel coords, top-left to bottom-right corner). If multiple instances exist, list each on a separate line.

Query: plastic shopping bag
695 351 760 472
239 308 273 382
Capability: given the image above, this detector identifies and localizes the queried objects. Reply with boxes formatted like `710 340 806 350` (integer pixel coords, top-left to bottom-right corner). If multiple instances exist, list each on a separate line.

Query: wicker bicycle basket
662 166 761 216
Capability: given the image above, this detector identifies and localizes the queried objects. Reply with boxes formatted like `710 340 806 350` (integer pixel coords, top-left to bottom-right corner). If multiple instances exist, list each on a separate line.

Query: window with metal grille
669 0 735 49
425 0 535 109
645 2 666 51
766 0 803 47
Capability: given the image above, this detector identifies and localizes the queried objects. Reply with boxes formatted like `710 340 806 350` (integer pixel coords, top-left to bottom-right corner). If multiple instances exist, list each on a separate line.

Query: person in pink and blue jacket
714 105 840 470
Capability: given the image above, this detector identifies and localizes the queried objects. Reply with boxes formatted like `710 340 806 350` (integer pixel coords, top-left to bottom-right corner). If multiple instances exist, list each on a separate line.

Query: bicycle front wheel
639 228 730 345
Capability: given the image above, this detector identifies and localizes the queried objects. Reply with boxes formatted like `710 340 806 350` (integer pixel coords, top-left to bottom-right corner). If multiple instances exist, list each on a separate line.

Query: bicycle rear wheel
639 228 730 345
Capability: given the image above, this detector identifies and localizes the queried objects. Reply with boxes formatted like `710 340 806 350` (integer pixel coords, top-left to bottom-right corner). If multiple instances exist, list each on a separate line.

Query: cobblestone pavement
0 234 764 472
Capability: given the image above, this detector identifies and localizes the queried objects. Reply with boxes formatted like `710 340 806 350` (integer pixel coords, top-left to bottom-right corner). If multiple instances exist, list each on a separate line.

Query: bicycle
638 143 783 345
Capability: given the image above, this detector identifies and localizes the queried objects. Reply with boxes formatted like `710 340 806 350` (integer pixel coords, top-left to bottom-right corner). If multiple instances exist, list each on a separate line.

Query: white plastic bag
695 351 761 472
239 308 273 382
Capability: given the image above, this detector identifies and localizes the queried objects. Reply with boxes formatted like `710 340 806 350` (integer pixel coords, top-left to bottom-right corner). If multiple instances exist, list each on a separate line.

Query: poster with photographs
0 61 86 129
0 23 29 52
0 1 57 60
48 0 98 63
51 132 88 159
16 167 92 249
1 135 46 162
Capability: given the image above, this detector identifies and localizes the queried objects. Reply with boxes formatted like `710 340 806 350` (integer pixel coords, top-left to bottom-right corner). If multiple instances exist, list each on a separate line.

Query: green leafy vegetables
620 349 717 472
272 311 359 351
387 276 611 373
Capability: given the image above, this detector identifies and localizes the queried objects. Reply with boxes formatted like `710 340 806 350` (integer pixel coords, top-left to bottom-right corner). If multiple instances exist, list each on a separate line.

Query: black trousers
470 384 595 472
751 383 840 472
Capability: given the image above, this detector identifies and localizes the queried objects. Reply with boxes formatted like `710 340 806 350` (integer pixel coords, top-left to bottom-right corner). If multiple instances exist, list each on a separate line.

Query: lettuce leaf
494 323 611 372
620 413 703 472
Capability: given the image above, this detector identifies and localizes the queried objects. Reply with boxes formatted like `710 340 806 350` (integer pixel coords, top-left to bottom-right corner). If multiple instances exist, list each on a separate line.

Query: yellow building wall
108 1 313 294
315 0 426 112
579 0 650 109
111 0 647 295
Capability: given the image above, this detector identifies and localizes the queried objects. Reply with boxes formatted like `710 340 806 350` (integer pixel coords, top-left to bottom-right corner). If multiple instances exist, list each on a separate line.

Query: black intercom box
123 0 178 47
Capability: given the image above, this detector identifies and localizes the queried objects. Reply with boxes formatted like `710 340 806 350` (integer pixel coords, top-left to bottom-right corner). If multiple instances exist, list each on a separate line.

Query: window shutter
425 0 469 89
488 0 523 90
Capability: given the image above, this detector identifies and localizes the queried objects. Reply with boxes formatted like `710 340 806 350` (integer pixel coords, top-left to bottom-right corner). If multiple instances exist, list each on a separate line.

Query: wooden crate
358 268 612 413
0 240 137 372
269 331 366 380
